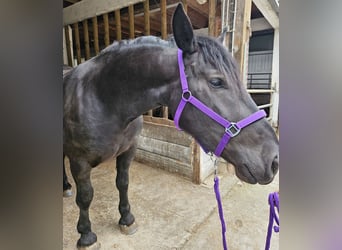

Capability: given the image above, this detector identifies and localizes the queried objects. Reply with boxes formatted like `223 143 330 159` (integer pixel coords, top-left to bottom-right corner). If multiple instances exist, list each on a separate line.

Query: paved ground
63 158 279 250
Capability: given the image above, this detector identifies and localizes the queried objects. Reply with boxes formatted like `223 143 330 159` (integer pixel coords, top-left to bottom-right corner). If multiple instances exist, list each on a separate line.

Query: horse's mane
97 34 241 86
99 36 173 54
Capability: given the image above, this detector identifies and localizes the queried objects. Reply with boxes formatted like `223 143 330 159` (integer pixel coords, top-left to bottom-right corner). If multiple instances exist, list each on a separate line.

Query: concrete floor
63 158 279 250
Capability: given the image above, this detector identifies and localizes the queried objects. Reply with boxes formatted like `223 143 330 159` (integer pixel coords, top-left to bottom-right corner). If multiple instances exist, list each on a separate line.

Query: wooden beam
73 22 82 64
64 25 73 67
115 9 122 41
233 0 252 83
251 17 272 32
82 20 91 59
252 0 279 29
63 0 144 26
208 0 216 36
103 13 110 46
92 16 100 55
143 0 150 35
129 5 135 39
187 0 209 17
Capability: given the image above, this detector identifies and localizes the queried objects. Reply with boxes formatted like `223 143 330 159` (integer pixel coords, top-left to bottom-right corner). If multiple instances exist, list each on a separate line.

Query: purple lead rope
214 175 228 250
265 192 280 250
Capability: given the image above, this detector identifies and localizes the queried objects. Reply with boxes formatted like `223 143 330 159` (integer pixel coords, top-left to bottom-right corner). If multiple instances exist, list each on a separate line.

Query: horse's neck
97 45 180 120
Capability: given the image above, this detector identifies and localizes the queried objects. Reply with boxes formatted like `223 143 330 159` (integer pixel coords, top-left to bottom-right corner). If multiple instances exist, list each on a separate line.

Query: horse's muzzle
259 154 279 185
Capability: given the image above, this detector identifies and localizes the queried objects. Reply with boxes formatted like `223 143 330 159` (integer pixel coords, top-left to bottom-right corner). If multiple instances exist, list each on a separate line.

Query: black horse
63 4 279 248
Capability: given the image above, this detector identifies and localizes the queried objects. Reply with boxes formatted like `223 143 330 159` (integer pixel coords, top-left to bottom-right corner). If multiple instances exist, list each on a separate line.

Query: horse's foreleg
116 144 138 235
69 159 97 248
63 154 73 197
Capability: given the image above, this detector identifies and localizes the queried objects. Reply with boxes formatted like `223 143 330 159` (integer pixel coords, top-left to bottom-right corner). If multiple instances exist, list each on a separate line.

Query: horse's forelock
196 36 240 85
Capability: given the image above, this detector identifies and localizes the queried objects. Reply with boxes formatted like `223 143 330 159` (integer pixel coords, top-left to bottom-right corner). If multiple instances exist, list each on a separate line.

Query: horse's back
63 61 143 166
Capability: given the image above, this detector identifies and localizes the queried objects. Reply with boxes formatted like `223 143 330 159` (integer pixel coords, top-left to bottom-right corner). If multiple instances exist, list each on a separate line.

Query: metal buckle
225 122 241 137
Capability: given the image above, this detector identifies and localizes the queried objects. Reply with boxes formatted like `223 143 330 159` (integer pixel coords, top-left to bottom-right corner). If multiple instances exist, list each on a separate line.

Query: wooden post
92 16 100 55
82 20 91 60
233 0 252 84
64 25 73 67
208 0 216 36
129 5 135 39
160 0 168 119
115 9 122 41
270 28 279 127
103 13 110 46
144 1 153 116
144 0 150 35
73 22 82 65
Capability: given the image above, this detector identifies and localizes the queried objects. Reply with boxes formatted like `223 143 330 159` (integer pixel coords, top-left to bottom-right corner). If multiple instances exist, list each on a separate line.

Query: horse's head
169 4 279 184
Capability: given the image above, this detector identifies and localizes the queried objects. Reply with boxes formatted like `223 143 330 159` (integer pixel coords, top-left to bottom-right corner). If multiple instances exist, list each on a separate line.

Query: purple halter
174 49 266 156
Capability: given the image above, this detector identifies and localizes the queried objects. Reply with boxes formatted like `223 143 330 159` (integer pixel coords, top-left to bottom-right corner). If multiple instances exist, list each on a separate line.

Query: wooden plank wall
135 120 196 181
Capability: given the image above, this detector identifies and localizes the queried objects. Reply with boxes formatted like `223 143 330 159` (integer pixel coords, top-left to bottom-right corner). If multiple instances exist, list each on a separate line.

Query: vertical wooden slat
82 20 90 60
160 0 167 39
115 9 122 41
160 0 168 118
144 0 150 35
64 25 73 67
233 0 252 82
129 5 135 39
92 16 100 55
144 1 152 116
208 0 216 36
103 13 110 46
192 142 201 184
73 22 81 65
181 0 188 13
162 107 169 119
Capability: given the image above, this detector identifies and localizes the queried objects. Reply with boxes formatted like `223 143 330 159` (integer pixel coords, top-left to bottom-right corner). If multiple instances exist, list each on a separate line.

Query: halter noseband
174 49 266 157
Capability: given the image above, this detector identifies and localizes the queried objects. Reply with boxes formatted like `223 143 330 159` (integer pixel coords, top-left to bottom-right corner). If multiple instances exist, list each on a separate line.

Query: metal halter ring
182 90 192 101
225 122 241 137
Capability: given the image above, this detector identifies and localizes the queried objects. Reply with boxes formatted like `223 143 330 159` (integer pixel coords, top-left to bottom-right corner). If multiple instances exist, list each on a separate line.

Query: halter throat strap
174 49 266 156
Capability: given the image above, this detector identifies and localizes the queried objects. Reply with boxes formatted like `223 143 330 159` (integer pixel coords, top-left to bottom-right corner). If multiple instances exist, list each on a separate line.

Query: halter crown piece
174 49 266 156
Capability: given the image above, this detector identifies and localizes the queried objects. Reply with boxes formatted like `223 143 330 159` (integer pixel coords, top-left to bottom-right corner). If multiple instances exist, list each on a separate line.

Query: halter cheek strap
174 49 266 157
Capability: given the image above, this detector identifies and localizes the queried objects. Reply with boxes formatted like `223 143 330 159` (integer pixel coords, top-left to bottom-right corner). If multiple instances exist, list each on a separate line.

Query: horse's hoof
119 221 138 235
77 231 97 249
63 189 72 197
77 242 101 250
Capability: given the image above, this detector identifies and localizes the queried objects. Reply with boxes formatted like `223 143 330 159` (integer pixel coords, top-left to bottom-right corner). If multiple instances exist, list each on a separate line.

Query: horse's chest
96 116 143 159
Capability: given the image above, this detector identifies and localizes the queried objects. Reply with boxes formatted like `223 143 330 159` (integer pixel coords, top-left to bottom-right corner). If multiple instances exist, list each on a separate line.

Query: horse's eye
209 78 224 88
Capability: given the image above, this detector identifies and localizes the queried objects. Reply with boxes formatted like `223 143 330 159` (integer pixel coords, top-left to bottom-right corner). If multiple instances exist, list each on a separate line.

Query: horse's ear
172 3 196 54
217 27 228 45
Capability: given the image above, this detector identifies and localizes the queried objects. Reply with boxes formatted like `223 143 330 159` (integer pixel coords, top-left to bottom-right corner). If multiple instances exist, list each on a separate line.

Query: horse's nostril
271 155 279 174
